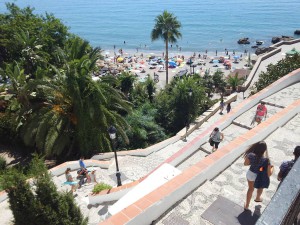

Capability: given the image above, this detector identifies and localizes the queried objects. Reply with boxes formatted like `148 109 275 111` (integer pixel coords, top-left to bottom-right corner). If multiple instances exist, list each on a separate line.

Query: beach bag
209 137 213 145
254 159 270 189
209 131 215 145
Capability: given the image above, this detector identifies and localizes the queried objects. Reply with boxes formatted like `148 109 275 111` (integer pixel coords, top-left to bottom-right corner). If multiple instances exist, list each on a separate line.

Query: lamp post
183 88 193 142
191 64 196 74
108 125 122 186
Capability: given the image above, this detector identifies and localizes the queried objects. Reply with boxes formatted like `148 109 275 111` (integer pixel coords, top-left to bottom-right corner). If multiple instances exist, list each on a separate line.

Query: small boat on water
256 41 264 45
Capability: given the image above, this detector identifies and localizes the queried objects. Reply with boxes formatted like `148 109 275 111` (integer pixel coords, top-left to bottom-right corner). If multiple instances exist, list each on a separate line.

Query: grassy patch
92 183 112 194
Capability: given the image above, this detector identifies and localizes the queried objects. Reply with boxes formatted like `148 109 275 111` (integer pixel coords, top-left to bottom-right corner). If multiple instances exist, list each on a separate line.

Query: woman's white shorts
246 170 257 181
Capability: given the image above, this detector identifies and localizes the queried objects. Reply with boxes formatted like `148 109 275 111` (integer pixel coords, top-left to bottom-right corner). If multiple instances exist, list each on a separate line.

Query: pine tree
1 155 88 225
1 169 39 225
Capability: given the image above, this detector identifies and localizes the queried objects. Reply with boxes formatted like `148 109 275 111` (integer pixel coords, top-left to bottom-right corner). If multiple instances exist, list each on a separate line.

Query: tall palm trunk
165 40 169 85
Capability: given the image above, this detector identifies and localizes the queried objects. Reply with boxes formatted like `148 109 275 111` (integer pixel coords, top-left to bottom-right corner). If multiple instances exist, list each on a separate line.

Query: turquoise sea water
1 0 299 53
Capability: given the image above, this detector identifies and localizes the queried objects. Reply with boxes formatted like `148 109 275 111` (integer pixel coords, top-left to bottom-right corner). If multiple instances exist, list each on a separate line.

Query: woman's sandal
254 199 263 202
244 204 250 211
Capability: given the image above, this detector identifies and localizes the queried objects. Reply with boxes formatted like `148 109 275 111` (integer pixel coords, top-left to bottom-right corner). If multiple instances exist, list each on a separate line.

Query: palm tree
151 10 182 85
16 39 132 157
227 72 244 92
117 71 136 97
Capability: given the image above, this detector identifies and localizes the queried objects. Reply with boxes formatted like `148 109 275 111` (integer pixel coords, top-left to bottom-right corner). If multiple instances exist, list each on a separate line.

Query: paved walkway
154 85 300 225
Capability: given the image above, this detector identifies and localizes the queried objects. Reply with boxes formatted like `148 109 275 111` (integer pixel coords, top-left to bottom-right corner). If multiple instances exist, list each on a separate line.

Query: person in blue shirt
78 157 91 183
79 156 86 169
277 146 300 181
243 141 273 210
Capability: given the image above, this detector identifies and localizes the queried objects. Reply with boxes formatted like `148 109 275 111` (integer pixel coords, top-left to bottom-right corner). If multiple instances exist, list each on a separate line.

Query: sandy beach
96 47 252 89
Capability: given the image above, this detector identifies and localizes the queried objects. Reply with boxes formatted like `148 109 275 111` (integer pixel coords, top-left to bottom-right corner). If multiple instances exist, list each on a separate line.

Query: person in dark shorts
209 127 224 152
277 146 300 182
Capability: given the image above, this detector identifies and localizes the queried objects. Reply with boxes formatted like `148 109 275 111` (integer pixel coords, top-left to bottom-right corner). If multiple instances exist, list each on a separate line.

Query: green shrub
254 53 300 92
0 156 6 170
92 183 112 194
0 112 18 143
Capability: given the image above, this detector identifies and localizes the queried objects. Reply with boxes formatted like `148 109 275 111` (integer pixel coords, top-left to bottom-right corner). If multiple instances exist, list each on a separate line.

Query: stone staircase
155 113 300 225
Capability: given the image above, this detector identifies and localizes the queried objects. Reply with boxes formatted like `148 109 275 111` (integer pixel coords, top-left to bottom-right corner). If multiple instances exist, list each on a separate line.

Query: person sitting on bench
79 156 91 183
65 168 78 192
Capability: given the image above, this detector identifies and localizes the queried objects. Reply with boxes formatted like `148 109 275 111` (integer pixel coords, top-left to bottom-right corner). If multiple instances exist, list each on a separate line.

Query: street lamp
183 88 193 142
108 125 122 186
191 64 196 74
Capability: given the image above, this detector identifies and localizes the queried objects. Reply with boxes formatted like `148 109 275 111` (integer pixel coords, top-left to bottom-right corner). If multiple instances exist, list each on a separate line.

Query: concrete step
263 82 300 108
234 104 283 127
176 148 208 171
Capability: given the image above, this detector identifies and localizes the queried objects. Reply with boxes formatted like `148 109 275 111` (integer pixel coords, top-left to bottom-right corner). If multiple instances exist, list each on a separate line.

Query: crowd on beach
94 47 252 87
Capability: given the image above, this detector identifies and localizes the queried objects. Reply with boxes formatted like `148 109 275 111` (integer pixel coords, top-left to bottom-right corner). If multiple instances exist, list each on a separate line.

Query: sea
1 0 300 54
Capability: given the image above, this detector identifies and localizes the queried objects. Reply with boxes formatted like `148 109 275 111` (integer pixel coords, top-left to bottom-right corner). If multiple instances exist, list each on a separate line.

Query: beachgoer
277 146 300 182
255 102 267 124
205 49 208 54
216 50 218 56
226 103 231 113
219 100 225 115
79 157 91 182
243 141 273 210
179 47 182 51
124 41 126 44
89 170 98 183
209 127 224 152
65 168 77 192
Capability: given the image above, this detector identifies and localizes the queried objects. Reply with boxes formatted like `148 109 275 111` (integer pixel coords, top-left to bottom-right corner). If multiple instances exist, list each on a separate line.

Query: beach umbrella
140 60 145 64
286 48 300 55
233 55 240 59
117 57 124 62
168 61 177 66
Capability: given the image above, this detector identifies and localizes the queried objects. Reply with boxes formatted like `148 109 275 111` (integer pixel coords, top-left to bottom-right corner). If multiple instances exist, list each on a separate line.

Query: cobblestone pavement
155 114 300 225
263 83 300 107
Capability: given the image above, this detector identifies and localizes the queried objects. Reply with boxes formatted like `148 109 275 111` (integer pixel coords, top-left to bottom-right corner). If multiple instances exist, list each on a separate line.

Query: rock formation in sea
237 38 250 44
294 30 300 35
